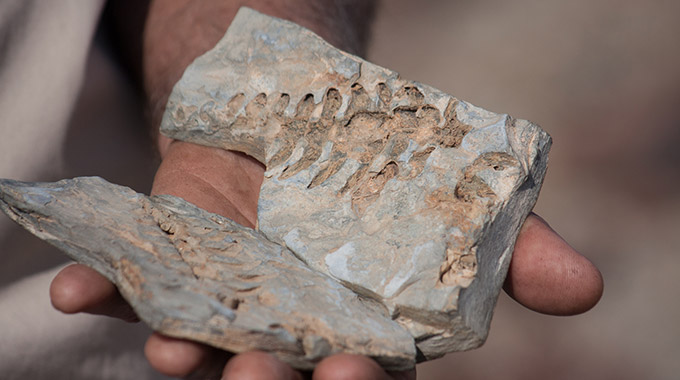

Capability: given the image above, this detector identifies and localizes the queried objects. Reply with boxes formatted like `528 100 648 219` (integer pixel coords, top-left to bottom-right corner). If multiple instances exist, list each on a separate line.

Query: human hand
50 141 602 379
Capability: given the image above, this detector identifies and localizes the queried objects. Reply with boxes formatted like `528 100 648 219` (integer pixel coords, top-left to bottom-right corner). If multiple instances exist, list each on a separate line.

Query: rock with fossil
0 7 551 370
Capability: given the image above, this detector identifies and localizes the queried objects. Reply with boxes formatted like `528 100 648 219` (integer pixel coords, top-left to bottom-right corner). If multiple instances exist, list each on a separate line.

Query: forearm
142 0 377 155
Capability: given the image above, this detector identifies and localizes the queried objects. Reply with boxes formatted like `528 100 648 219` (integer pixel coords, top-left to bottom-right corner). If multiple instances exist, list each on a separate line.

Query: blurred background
1 0 678 379
368 0 680 379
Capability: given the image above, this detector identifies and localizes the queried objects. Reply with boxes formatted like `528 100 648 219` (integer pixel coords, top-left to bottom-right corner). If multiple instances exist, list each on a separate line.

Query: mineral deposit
0 7 551 369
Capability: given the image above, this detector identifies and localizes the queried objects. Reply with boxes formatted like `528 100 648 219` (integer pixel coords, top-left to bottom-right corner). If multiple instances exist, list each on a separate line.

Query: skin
50 1 603 378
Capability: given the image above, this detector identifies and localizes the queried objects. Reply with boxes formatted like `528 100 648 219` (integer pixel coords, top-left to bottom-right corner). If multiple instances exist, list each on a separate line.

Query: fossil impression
0 7 551 370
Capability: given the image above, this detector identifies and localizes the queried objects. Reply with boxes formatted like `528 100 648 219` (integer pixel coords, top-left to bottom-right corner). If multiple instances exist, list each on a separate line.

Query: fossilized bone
0 7 551 370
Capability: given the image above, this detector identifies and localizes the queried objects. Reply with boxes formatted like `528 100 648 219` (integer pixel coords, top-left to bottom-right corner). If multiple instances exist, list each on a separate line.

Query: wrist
151 141 265 227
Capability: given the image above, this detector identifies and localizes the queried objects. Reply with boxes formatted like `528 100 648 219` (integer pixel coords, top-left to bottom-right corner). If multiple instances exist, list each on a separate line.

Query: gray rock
0 177 415 370
0 7 551 369
161 7 551 359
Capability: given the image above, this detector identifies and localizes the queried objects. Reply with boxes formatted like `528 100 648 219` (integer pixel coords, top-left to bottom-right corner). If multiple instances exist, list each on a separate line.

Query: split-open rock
0 7 551 370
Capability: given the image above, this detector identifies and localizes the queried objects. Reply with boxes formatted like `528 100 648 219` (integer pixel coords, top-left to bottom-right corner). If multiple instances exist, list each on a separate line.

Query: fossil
0 177 414 370
0 7 551 370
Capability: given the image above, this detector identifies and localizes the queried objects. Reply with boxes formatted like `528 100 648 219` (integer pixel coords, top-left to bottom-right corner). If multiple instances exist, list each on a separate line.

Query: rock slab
0 177 415 370
161 7 551 359
0 7 551 370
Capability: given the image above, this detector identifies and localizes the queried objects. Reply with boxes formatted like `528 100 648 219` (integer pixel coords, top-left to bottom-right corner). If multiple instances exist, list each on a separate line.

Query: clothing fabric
0 1 164 378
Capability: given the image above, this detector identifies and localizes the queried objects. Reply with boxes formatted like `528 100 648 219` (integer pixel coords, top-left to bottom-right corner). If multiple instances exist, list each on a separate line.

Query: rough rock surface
161 7 551 359
0 7 551 369
0 177 415 370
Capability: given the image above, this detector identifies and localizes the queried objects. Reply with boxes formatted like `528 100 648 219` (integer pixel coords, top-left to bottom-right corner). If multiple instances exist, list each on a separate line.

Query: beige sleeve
0 0 103 181
0 1 164 379
0 266 163 379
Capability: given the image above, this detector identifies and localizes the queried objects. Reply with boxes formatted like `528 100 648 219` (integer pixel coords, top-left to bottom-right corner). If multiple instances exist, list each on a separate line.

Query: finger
504 213 604 315
222 351 303 380
313 354 416 380
50 263 139 322
144 332 228 379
